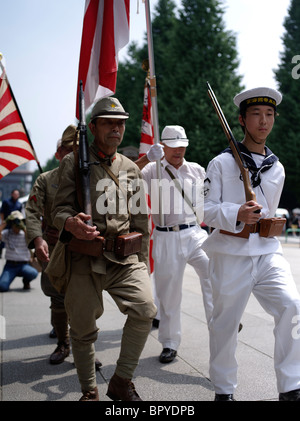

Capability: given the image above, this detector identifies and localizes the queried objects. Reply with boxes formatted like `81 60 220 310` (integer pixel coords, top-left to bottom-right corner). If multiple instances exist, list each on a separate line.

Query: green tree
116 0 178 150
160 0 243 164
272 0 300 208
116 0 243 167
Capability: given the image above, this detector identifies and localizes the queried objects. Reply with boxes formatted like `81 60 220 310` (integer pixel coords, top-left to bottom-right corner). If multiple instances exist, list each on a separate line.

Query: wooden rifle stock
206 82 256 203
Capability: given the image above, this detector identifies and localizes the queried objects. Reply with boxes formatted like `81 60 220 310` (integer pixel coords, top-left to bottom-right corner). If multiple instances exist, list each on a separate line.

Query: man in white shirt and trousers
202 87 300 401
136 125 213 364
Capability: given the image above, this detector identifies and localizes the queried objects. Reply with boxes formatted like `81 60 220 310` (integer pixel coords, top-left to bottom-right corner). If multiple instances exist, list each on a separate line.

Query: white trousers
208 252 300 394
152 225 213 350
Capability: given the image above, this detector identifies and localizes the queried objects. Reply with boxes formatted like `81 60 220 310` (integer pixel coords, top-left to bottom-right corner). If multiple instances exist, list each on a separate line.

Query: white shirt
2 229 31 262
142 158 206 227
202 151 285 256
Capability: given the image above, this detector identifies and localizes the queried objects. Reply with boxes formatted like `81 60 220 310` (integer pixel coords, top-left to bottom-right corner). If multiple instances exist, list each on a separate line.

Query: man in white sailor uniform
136 125 213 364
202 87 300 401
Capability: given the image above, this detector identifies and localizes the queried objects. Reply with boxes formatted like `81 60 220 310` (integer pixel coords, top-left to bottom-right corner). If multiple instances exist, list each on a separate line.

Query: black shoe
49 341 70 364
279 388 300 401
152 318 160 328
159 348 177 363
214 394 235 401
95 358 102 371
49 328 57 338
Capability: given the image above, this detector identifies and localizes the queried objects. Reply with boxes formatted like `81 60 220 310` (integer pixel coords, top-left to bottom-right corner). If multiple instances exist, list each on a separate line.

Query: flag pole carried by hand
144 0 164 226
0 53 43 176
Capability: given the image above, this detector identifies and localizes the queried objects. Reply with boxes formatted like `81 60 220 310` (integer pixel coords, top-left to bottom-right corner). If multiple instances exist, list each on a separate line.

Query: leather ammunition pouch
220 217 286 239
67 232 143 258
114 232 143 257
259 218 286 237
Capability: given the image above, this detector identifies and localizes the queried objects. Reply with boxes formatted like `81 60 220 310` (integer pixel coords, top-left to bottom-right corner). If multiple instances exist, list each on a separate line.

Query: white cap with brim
161 125 189 148
234 87 282 110
7 210 24 221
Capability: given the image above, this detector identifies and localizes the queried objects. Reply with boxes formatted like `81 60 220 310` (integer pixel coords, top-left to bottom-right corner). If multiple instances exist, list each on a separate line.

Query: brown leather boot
79 387 99 401
49 341 70 365
106 373 142 401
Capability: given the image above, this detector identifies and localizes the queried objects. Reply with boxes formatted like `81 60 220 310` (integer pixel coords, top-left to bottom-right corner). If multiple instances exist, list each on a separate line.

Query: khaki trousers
41 262 69 344
64 257 156 392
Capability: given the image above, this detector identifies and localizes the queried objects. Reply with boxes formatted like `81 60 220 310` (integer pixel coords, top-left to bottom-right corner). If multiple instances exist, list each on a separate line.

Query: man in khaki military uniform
26 125 78 364
46 97 156 401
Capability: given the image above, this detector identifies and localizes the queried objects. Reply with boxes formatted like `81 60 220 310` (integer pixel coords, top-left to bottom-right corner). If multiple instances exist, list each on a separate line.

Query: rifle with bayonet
206 81 257 203
78 80 93 226
206 82 277 239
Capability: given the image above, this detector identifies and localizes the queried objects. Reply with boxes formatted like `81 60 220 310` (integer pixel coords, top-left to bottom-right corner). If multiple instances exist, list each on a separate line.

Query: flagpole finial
0 52 3 61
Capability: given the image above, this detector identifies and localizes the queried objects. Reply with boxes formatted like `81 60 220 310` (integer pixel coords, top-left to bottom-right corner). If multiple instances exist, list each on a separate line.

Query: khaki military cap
60 124 78 147
91 97 129 120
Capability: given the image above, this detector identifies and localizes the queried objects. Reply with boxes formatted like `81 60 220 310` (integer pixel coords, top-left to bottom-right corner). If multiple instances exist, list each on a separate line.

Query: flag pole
144 0 164 226
0 54 43 174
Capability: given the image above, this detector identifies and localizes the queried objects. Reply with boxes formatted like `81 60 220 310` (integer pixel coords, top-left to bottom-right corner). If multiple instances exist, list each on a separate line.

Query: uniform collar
162 157 187 171
222 143 278 187
91 143 117 166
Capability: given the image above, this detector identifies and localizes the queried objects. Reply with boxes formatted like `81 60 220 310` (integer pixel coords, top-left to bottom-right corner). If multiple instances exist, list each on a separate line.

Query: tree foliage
31 0 300 210
271 0 300 208
116 0 243 166
38 0 244 179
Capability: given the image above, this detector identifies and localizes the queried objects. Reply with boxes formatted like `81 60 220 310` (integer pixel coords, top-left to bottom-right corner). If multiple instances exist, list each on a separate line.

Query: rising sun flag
0 55 42 179
139 72 155 273
76 0 130 118
139 76 154 158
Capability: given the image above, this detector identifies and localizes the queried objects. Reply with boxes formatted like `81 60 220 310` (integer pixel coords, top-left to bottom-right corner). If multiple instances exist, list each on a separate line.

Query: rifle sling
99 162 131 218
165 167 199 224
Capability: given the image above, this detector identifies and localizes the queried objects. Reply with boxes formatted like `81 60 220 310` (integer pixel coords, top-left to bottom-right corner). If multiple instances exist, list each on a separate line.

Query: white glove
146 143 164 162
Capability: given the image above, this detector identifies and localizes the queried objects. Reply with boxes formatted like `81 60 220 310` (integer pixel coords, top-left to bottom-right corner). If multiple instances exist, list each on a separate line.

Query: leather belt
248 222 260 234
104 238 115 252
220 221 260 238
7 260 29 265
156 223 196 232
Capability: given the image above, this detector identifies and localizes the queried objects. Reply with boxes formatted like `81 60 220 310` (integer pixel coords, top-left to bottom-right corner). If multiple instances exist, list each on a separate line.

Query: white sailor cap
161 125 189 148
234 87 282 111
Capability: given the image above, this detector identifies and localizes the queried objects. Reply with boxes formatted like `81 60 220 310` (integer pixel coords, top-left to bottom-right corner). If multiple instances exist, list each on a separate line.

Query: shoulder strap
100 162 131 218
165 167 199 223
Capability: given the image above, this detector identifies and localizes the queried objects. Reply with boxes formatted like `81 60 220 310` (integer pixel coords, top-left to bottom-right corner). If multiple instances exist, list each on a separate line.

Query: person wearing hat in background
25 124 78 365
0 189 22 258
202 87 300 401
46 97 156 401
0 210 38 292
136 125 213 364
